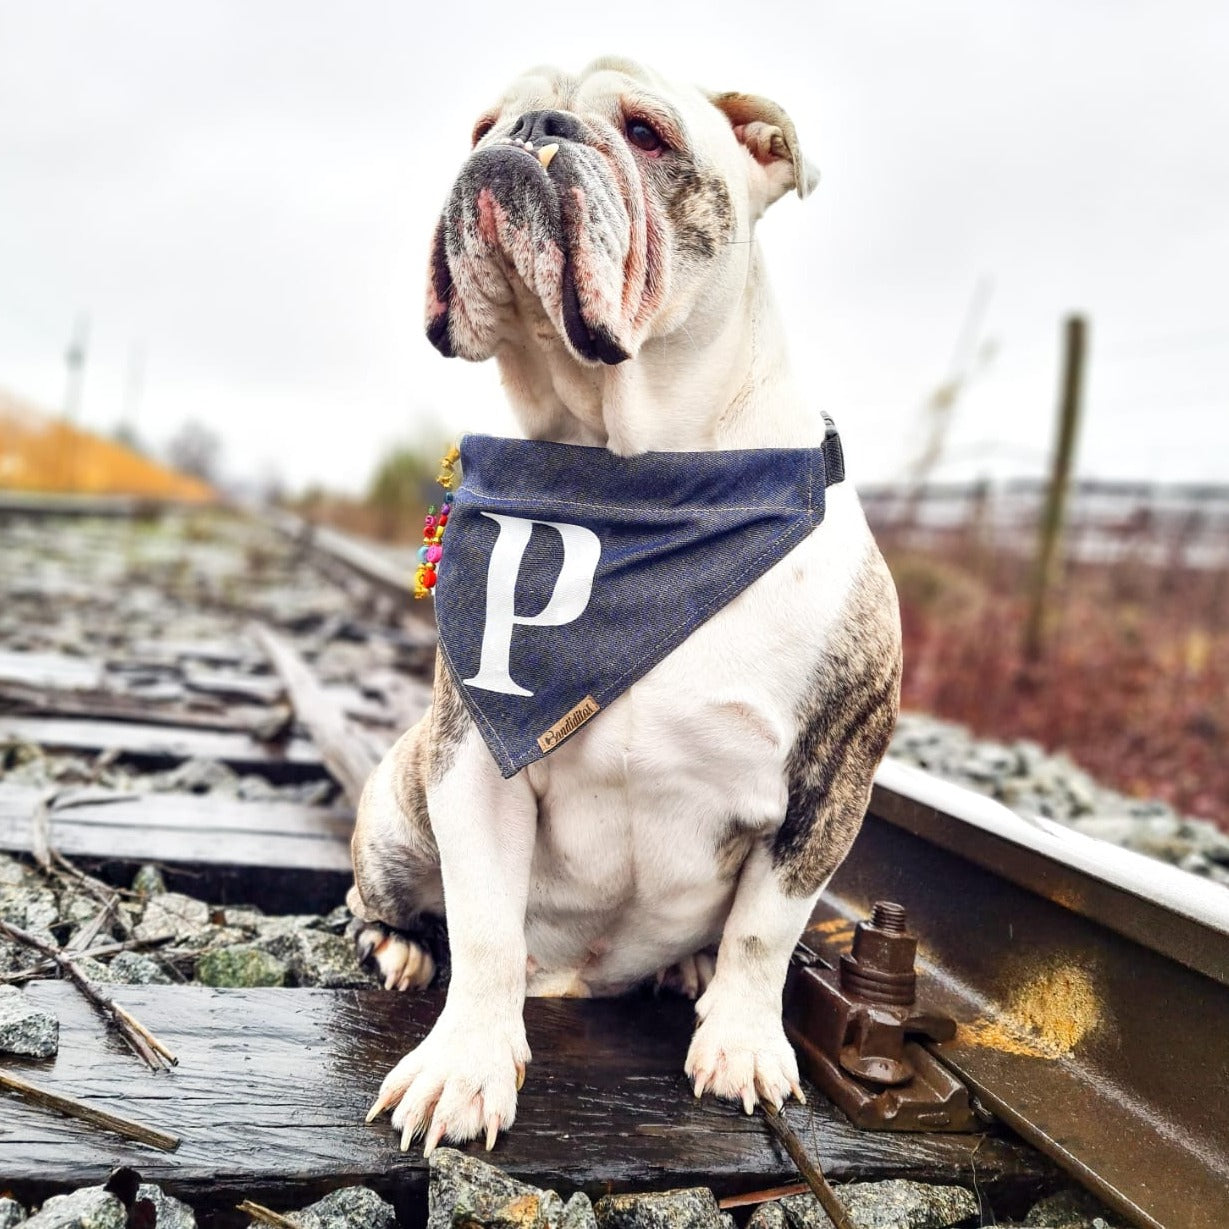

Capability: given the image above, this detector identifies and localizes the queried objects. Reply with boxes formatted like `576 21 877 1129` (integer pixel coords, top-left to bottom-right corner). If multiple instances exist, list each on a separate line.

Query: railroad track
0 496 1224 1228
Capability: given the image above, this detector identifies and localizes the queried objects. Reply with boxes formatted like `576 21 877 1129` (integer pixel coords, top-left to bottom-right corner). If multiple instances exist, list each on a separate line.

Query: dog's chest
519 496 870 985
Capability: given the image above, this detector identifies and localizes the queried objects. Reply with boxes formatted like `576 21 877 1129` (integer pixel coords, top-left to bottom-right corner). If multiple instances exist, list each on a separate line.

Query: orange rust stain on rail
958 962 1102 1059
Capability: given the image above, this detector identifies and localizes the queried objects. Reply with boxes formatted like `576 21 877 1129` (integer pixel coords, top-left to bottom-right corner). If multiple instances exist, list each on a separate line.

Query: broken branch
236 1199 302 1228
0 918 176 1069
761 1100 856 1229
0 1069 180 1152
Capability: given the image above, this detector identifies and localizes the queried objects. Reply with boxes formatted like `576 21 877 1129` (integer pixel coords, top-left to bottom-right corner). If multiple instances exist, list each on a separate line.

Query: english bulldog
349 55 902 1154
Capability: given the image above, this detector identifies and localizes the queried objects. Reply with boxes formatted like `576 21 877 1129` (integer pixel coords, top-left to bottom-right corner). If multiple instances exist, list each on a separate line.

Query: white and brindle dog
350 55 902 1154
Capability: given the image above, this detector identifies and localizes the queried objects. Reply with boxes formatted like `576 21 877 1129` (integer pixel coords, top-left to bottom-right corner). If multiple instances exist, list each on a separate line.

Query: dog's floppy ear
707 91 819 213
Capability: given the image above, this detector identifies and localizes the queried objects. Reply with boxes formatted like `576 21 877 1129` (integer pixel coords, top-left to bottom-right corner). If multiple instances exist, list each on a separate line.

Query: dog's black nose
508 109 587 146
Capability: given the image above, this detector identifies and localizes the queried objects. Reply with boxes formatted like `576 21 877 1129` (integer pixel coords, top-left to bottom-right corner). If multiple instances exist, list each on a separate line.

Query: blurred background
1 1 1225 828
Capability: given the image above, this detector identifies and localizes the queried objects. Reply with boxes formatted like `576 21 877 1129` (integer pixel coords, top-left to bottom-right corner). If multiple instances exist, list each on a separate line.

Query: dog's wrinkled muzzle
426 116 634 366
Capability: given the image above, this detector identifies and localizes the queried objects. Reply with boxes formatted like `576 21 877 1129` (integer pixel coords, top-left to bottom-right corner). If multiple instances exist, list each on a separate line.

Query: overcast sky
2 1 1227 493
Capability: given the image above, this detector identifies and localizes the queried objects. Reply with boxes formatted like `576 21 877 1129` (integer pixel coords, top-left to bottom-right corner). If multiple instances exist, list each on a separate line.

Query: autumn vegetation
0 390 214 502
877 507 1226 827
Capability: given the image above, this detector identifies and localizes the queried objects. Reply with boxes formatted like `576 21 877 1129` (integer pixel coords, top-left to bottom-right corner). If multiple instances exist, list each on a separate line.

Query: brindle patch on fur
713 821 764 881
428 654 472 786
773 546 902 898
350 725 439 930
665 167 735 260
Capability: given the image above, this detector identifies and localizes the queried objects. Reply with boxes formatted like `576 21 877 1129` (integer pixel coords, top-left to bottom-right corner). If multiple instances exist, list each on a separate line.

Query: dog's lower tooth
538 143 559 169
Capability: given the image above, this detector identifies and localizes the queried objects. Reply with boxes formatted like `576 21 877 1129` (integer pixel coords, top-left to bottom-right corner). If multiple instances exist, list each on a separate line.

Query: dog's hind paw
654 950 716 1000
351 919 436 992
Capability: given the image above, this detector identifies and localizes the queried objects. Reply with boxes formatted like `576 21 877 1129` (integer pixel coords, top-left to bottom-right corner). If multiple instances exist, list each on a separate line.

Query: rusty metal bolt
839 900 918 1006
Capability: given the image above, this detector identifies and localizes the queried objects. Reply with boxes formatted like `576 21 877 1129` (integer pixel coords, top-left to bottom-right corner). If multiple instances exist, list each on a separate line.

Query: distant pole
61 313 90 491
63 313 90 421
1023 315 1087 662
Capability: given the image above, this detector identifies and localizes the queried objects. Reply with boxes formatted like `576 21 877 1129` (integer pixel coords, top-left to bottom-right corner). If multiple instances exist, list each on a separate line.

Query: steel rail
263 508 436 623
802 759 1229 1229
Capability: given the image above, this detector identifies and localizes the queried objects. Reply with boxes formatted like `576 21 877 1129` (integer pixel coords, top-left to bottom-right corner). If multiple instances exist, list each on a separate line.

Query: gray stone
1024 1188 1122 1227
781 1181 978 1229
135 1185 196 1229
293 930 376 988
58 889 104 928
0 1196 26 1228
109 951 173 985
0 985 59 1057
134 892 211 943
24 1188 125 1229
221 905 266 931
131 864 167 897
68 956 115 984
150 758 239 794
278 1186 394 1229
196 944 287 987
428 1149 563 1229
562 1193 599 1229
595 1188 728 1229
746 1204 787 1229
176 924 252 954
0 880 59 931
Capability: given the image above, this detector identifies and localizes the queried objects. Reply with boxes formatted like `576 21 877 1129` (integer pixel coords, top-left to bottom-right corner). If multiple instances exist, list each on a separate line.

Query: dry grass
0 390 214 501
882 524 1227 827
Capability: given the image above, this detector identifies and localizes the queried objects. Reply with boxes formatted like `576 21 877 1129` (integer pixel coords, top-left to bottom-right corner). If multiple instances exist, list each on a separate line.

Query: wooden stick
0 918 171 1069
718 1183 809 1210
0 935 172 984
761 1100 856 1229
0 1069 180 1152
236 1199 302 1228
113 1003 179 1066
251 623 383 805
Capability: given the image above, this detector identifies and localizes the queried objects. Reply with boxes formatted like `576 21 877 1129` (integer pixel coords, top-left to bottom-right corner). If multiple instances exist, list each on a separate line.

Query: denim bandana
434 426 845 777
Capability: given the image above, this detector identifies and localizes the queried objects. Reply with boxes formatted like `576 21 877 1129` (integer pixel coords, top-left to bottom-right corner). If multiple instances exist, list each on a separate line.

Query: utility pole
61 313 90 491
63 313 90 422
1023 315 1087 662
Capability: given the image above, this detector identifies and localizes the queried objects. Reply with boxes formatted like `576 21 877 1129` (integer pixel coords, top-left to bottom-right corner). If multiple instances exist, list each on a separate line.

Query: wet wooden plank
0 716 323 776
0 680 288 737
1 984 1054 1222
0 784 352 875
0 650 104 690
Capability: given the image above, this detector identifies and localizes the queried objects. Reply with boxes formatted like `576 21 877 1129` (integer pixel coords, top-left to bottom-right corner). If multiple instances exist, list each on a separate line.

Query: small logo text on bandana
537 695 600 753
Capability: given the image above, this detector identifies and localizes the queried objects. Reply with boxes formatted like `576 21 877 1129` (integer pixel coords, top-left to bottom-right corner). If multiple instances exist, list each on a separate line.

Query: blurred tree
166 420 223 484
366 444 435 539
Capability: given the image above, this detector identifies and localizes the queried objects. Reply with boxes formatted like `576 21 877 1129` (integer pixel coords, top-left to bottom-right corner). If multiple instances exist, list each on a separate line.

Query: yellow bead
444 445 460 464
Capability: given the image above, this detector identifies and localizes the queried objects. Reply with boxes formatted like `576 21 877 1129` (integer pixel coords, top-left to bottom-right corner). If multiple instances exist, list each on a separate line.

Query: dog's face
425 56 816 373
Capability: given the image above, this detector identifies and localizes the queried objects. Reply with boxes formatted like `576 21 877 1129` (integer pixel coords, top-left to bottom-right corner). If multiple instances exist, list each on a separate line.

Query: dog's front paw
684 986 804 1114
366 1013 530 1154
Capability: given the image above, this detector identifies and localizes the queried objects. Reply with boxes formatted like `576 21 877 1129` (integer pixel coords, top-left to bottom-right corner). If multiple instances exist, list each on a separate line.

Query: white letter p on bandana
464 513 601 697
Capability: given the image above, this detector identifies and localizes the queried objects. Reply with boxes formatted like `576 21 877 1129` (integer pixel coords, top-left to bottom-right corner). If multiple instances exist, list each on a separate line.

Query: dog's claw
742 1086 757 1115
790 1080 806 1105
485 1114 501 1151
515 1061 526 1091
366 1088 393 1122
423 1118 447 1158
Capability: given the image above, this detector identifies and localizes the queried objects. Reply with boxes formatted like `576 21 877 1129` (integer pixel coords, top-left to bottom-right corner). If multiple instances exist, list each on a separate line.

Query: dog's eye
625 118 665 154
472 116 496 146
